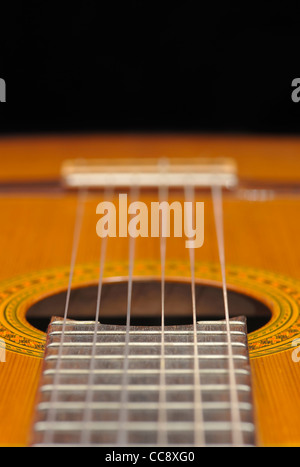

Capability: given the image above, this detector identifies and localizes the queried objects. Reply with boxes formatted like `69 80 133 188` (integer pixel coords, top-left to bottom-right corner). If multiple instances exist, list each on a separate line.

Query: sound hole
26 280 271 333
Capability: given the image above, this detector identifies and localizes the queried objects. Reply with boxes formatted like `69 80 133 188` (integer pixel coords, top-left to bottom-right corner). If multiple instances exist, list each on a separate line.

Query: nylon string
80 187 114 445
117 186 140 445
211 185 244 447
43 180 243 446
44 188 87 445
184 186 205 446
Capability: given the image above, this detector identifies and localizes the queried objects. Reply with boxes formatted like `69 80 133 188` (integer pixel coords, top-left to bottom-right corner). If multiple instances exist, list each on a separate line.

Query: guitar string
80 187 114 445
211 185 244 447
44 188 87 445
184 185 205 446
157 181 168 446
41 180 241 446
117 185 139 445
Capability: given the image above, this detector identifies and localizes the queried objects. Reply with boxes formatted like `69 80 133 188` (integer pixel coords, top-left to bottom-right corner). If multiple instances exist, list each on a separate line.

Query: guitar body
1 134 300 447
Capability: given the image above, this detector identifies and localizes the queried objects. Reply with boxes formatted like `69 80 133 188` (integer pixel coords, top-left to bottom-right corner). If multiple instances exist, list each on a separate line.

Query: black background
1 1 300 135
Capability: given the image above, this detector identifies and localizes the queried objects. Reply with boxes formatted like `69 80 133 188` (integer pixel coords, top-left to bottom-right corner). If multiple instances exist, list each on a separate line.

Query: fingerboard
30 317 256 447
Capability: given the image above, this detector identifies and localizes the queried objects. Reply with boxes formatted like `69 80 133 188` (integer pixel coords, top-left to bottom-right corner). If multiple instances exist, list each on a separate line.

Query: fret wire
50 319 246 327
212 185 244 447
34 420 255 433
35 442 253 449
43 368 250 375
32 443 255 448
37 401 253 411
40 383 252 392
45 354 249 360
49 329 246 336
44 188 87 445
47 342 247 347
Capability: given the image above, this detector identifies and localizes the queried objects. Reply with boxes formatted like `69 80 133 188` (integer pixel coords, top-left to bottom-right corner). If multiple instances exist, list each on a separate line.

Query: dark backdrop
1 2 300 135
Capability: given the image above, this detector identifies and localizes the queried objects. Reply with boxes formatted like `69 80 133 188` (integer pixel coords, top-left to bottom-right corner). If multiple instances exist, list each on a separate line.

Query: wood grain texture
0 351 42 446
0 133 300 183
0 134 300 446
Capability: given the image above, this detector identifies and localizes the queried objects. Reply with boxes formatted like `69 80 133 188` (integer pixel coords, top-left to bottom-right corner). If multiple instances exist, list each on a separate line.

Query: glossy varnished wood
0 133 300 183
0 134 300 446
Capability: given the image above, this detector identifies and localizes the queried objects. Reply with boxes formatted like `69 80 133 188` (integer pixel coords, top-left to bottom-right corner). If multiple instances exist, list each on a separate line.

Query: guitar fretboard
30 317 256 446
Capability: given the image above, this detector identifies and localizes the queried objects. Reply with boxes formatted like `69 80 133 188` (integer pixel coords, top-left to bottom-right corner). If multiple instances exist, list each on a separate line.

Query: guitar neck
30 317 256 447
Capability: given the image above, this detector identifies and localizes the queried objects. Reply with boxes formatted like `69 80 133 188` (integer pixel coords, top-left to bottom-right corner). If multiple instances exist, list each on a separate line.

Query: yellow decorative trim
0 260 299 358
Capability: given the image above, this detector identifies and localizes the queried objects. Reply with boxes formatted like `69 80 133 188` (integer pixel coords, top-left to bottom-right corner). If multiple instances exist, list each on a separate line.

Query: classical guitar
1 134 300 448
